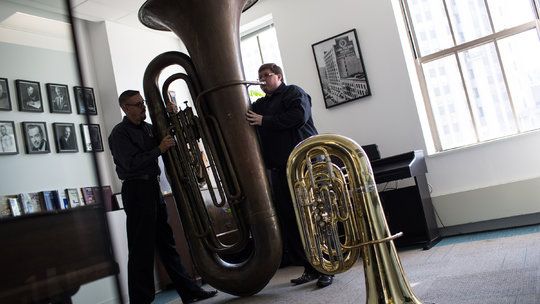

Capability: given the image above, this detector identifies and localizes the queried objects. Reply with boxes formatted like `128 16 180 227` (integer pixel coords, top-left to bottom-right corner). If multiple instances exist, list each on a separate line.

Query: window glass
498 29 540 131
423 55 477 149
458 43 516 140
240 25 284 102
488 0 536 32
402 0 540 152
446 0 492 44
407 0 454 56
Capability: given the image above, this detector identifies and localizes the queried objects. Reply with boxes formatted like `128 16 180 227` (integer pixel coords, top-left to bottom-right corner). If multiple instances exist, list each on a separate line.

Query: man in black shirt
246 64 333 288
109 90 217 304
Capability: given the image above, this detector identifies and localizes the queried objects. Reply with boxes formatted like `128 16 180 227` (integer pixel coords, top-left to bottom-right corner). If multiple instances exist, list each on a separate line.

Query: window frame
399 0 540 152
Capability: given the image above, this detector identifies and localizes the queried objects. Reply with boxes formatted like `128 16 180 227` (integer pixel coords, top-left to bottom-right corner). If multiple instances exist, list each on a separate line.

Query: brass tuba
139 0 282 296
287 134 422 303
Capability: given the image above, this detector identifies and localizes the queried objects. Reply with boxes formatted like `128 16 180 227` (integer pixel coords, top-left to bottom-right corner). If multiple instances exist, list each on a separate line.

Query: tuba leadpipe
287 134 422 303
139 0 282 296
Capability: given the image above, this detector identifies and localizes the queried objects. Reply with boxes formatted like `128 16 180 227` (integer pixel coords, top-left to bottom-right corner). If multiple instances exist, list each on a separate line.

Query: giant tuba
287 134 422 303
139 0 282 296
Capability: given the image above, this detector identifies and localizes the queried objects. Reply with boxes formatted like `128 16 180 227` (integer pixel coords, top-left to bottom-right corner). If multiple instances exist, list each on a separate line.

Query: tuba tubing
287 134 422 303
140 0 282 296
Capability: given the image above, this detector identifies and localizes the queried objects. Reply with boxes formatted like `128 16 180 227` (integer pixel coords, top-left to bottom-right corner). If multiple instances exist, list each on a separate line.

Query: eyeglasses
124 101 146 108
258 73 275 82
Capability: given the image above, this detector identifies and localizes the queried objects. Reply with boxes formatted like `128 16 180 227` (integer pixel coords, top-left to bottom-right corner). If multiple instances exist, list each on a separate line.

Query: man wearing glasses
108 90 217 304
246 64 333 288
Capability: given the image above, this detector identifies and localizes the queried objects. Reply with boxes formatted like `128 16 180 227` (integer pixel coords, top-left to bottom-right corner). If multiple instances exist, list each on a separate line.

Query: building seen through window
401 0 540 151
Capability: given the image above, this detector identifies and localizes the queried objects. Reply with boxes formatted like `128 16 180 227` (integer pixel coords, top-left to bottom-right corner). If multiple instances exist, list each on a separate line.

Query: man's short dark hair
258 63 283 76
118 90 140 106
28 125 44 137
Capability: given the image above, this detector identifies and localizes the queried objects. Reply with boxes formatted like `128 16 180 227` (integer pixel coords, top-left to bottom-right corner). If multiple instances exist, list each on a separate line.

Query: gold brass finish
139 0 281 297
287 134 422 303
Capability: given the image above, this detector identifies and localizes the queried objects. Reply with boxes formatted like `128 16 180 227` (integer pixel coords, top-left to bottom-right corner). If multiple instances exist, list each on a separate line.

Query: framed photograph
46 83 71 113
53 122 78 153
0 121 18 155
312 29 371 109
16 79 43 112
74 86 97 115
22 121 50 154
80 123 104 152
0 78 11 111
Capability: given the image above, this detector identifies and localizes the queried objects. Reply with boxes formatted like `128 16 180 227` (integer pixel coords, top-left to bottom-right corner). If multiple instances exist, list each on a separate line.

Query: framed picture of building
312 29 371 109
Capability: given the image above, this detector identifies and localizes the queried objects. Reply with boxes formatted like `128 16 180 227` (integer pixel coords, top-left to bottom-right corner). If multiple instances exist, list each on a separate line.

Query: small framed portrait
80 123 104 152
0 78 11 111
46 83 71 114
0 121 18 155
22 121 50 154
53 122 78 153
74 86 97 115
312 29 371 109
16 79 44 112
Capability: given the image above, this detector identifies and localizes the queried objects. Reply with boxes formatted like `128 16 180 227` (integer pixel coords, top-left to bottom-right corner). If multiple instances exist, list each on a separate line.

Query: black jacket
252 83 318 170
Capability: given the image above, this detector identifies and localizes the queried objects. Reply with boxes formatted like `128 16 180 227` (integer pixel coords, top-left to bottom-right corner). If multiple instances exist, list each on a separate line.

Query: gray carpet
155 225 540 304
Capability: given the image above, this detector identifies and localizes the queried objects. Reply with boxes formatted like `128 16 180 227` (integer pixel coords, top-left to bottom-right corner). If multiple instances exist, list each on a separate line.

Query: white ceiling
0 0 155 51
7 0 152 30
71 0 149 30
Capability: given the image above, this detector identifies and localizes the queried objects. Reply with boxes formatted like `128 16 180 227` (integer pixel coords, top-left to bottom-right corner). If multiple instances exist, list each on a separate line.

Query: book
57 190 69 210
93 185 114 211
41 190 58 211
18 192 43 214
8 197 21 216
0 195 11 218
66 188 82 208
81 187 95 205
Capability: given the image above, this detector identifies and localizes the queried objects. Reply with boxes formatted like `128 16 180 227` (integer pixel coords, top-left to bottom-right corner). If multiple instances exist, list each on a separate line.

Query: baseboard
439 212 540 237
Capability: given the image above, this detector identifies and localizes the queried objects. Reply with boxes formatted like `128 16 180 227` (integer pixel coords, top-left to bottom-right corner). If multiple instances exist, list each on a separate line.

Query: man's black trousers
122 179 200 304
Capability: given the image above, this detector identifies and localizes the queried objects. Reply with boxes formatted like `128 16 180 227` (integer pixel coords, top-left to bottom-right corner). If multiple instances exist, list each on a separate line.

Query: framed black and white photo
80 123 103 152
0 78 11 111
22 121 50 154
74 86 97 115
312 29 371 109
0 121 18 155
16 80 43 112
53 123 78 153
46 83 71 114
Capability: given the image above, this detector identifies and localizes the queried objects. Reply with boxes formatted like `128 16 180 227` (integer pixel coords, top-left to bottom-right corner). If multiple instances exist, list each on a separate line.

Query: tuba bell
139 0 282 296
287 134 422 303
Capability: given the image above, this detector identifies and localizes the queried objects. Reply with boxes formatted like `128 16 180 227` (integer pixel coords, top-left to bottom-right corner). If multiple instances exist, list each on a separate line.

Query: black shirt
108 117 161 180
252 83 318 170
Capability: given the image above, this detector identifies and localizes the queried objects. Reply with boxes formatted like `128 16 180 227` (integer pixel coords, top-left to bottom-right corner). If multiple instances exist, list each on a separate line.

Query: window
240 24 283 102
401 0 540 151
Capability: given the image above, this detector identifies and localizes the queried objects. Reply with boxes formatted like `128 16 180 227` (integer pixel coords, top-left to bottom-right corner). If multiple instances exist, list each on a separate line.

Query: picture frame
16 79 44 112
46 83 72 113
80 123 104 152
53 122 78 153
74 86 97 115
0 78 11 111
22 121 50 154
0 121 18 155
312 29 371 109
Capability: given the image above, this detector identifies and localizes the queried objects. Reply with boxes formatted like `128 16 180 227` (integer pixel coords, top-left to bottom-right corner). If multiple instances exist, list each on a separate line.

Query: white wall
240 0 540 225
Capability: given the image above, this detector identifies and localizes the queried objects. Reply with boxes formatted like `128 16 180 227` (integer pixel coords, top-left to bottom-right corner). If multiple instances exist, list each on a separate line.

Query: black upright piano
369 149 441 249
